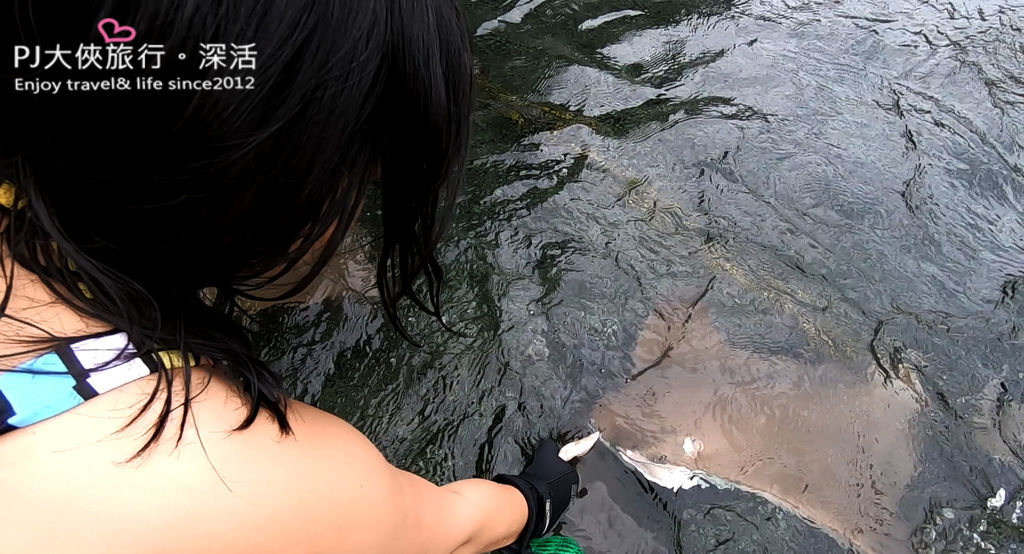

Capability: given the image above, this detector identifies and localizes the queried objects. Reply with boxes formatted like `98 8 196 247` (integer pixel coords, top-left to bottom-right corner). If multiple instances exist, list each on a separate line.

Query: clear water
252 0 1024 551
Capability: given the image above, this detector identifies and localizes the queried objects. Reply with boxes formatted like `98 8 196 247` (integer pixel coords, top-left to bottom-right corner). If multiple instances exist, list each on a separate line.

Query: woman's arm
199 386 532 553
0 368 535 554
304 403 531 553
395 473 530 553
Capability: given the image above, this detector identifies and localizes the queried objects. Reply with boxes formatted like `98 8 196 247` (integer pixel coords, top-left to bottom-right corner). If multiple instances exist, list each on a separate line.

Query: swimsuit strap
0 180 27 210
0 332 193 435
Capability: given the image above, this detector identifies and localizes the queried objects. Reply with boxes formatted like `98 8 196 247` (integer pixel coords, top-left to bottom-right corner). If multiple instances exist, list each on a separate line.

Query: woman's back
1 368 281 553
1 371 444 553
0 265 408 552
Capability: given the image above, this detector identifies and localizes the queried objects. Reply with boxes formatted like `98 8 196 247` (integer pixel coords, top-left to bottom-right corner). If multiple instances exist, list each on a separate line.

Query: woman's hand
493 439 582 553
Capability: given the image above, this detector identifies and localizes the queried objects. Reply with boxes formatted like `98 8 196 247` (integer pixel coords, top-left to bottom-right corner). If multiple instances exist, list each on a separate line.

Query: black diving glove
493 439 580 553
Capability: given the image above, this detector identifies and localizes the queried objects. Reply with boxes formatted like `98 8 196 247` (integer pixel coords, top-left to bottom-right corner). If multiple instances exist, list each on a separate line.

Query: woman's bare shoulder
0 366 408 553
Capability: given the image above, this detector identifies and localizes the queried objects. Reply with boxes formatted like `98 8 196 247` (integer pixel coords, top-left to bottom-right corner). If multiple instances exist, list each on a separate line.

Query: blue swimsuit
0 332 159 436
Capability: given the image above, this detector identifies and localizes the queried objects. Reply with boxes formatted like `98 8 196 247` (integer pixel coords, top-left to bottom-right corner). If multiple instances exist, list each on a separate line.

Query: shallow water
253 0 1024 551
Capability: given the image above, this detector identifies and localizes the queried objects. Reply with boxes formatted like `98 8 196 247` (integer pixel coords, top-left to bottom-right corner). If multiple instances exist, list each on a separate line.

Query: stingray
592 292 925 553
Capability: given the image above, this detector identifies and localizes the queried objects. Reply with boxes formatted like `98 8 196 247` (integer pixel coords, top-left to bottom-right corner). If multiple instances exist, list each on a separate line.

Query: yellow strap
0 181 28 210
77 281 95 299
0 181 15 209
156 350 198 370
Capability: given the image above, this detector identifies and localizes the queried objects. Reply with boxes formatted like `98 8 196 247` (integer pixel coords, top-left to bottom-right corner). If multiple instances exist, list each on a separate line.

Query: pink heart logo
97 18 136 44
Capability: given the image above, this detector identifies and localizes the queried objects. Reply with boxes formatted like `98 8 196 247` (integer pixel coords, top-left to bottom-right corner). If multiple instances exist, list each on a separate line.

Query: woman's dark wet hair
0 0 473 455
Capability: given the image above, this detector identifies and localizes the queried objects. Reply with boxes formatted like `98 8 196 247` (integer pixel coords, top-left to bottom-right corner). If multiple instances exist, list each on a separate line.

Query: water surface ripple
254 0 1024 551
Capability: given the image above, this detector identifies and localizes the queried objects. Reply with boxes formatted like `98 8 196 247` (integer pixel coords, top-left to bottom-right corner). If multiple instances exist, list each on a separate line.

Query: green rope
529 535 585 553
